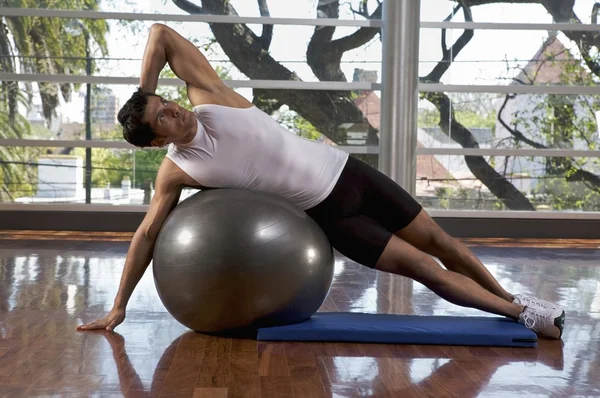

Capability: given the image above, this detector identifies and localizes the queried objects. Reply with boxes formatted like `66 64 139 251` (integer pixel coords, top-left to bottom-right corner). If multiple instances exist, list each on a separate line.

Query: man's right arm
139 23 225 100
139 23 251 109
77 158 183 331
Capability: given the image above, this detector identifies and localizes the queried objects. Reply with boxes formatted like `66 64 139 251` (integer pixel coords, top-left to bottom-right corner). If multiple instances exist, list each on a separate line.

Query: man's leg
375 234 564 339
395 209 513 302
376 233 522 318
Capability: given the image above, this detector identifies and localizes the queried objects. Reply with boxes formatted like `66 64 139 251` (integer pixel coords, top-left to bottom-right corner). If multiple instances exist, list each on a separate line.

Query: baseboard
0 210 598 240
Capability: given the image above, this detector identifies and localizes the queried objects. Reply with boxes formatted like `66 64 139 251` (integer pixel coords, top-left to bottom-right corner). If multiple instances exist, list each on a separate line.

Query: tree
169 0 600 211
0 0 109 201
497 34 600 211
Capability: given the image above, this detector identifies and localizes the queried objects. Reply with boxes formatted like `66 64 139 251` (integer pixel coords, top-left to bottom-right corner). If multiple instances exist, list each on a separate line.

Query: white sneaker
513 294 563 312
518 306 565 339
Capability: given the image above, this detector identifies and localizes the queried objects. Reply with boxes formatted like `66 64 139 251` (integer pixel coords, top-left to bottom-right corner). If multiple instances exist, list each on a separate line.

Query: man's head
118 88 196 148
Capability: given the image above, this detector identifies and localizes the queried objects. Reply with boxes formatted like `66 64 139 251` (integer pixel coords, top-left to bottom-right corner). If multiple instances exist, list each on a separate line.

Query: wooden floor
0 235 598 397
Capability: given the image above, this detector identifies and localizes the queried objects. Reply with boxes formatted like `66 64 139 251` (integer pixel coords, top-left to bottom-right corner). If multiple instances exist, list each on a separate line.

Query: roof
354 91 381 129
513 34 590 85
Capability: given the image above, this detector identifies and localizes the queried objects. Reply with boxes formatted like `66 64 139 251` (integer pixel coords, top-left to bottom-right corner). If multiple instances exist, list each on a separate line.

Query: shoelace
521 311 538 329
521 297 550 309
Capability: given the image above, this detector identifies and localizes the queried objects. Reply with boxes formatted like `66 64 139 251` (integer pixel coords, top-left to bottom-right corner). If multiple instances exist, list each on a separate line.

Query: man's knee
426 229 457 259
414 264 450 288
149 23 172 42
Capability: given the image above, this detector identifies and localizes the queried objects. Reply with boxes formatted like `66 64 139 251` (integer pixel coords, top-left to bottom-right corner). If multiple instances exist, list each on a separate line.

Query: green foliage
275 107 323 141
0 87 36 201
531 178 600 211
71 124 163 190
419 93 498 130
132 148 168 188
73 126 166 190
507 45 600 209
434 187 450 209
276 107 323 140
418 107 440 128
455 110 496 130
74 128 122 188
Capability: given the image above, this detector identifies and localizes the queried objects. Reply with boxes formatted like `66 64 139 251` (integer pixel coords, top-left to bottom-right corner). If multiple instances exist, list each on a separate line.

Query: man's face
142 96 195 147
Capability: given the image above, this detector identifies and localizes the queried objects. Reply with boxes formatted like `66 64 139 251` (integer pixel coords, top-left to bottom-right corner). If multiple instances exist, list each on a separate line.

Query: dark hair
118 88 160 147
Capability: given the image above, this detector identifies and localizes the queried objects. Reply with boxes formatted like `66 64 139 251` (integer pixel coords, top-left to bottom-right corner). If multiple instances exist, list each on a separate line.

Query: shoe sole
531 309 565 339
539 310 565 339
554 310 566 339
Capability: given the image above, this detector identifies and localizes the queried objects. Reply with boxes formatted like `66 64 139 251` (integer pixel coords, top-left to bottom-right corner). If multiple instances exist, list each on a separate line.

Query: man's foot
513 294 563 312
518 306 565 339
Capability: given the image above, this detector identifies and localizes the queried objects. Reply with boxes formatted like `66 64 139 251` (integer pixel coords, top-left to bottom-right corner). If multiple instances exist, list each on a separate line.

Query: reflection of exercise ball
153 189 335 333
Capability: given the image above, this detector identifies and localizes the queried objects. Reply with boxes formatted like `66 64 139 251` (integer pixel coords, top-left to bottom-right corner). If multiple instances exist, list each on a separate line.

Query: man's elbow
149 23 170 43
141 221 160 243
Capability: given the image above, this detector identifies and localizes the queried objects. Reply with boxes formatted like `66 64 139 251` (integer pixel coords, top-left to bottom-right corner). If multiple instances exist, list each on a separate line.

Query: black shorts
306 156 422 268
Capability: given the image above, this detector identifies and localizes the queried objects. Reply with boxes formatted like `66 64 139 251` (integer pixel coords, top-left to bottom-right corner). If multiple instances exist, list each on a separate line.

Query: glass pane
4 18 380 83
9 0 383 20
420 29 598 87
418 92 600 150
89 148 155 205
416 154 600 212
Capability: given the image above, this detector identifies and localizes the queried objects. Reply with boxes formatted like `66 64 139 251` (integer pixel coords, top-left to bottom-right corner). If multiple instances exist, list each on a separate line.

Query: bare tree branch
171 0 205 14
540 0 600 80
427 92 536 209
497 94 547 149
307 1 342 81
257 0 273 52
541 0 576 21
592 2 600 24
349 0 369 18
307 2 382 81
468 0 600 78
566 169 600 191
328 4 382 53
424 3 474 82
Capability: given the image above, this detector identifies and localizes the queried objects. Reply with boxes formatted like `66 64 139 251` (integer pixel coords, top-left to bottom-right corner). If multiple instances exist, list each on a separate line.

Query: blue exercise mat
257 312 537 348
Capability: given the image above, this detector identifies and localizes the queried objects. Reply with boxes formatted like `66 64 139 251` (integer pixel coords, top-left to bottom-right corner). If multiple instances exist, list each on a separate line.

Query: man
77 24 565 339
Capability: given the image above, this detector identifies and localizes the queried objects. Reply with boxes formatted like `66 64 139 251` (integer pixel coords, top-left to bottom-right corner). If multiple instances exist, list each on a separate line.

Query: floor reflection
0 240 598 396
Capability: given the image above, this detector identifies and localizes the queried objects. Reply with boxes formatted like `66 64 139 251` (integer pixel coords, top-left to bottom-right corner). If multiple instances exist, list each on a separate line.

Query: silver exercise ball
152 189 335 333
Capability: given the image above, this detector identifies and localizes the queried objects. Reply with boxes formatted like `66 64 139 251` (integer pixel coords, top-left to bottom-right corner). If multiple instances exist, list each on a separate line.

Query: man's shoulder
158 157 200 189
156 157 187 187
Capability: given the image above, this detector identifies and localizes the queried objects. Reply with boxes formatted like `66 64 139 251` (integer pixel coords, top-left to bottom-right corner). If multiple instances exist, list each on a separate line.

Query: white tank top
166 104 349 210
